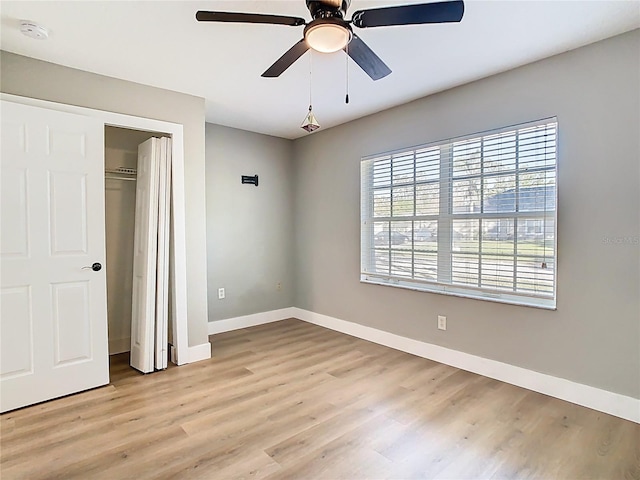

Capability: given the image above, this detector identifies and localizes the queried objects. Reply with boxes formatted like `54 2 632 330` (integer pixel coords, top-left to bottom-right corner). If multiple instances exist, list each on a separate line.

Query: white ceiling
1 1 638 139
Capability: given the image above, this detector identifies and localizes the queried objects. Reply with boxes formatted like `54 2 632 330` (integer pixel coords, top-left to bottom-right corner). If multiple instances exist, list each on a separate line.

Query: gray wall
292 30 640 399
1 51 209 347
205 124 294 321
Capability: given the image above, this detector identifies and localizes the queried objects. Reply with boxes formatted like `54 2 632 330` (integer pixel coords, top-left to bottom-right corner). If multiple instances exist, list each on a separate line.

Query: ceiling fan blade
344 34 391 81
196 11 306 27
262 39 310 78
351 1 464 28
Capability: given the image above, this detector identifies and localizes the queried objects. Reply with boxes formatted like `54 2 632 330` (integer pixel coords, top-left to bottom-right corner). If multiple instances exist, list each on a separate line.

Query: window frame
360 118 558 309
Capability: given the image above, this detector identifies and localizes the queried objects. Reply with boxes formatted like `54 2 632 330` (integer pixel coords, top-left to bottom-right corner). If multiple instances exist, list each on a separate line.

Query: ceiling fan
196 0 464 81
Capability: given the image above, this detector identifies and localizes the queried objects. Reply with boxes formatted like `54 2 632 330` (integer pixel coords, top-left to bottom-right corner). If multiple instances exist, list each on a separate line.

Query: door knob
82 262 102 272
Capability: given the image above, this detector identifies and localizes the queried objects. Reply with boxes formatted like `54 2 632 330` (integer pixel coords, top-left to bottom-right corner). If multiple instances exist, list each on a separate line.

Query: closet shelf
105 167 137 181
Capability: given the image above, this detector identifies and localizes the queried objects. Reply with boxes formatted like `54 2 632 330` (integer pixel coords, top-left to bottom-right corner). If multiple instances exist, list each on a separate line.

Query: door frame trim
1 93 190 365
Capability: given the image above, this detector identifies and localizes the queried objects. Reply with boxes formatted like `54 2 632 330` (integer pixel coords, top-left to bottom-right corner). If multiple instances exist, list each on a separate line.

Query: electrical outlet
438 315 447 331
276 282 282 291
218 287 225 300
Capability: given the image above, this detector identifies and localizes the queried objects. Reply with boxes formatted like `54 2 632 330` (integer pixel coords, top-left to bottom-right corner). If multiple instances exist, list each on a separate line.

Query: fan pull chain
345 42 350 104
309 51 313 108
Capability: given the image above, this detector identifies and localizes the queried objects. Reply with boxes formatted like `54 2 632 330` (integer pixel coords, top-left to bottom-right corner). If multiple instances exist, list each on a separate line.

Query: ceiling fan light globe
305 23 350 53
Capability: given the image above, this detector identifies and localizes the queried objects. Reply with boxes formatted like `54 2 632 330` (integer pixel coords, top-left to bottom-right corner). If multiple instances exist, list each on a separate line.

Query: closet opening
104 126 173 374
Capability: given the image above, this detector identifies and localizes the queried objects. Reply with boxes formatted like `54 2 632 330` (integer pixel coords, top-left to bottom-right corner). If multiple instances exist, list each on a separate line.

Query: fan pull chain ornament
301 105 320 132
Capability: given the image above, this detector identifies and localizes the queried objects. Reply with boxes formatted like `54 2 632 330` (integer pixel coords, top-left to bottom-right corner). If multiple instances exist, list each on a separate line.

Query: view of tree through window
361 119 557 308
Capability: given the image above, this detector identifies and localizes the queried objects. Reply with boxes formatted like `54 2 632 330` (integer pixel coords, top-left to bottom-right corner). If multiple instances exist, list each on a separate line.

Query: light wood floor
1 318 638 479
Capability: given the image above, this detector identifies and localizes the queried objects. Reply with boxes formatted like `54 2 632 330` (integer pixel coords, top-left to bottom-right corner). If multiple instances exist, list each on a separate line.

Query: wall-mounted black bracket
241 175 259 187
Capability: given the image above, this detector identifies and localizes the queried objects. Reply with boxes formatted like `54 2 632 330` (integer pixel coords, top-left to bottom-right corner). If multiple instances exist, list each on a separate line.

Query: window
361 118 557 308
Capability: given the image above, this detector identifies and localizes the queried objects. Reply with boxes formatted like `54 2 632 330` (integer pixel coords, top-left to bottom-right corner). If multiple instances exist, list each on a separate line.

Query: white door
0 100 109 413
130 138 160 373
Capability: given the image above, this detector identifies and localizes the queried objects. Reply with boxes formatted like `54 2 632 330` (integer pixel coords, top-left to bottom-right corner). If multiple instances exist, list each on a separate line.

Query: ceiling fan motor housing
306 0 351 20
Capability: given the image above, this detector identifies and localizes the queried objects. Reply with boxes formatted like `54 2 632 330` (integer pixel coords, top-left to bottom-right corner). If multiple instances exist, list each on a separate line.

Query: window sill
360 276 557 310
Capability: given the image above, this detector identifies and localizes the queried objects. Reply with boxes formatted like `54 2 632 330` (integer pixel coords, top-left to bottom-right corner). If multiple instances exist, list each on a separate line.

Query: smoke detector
20 21 49 40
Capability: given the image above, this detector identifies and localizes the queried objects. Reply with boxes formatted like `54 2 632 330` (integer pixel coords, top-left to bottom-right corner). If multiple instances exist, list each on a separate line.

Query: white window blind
361 118 558 308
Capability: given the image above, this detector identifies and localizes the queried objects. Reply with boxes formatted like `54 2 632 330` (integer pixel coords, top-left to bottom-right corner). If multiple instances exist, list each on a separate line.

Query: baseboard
187 342 212 363
109 337 130 355
291 307 640 424
208 307 297 335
